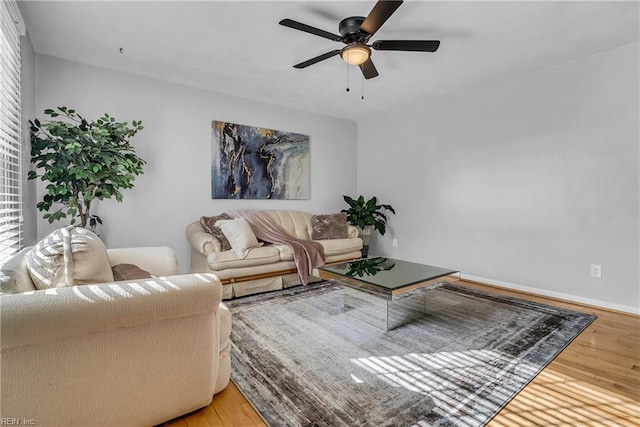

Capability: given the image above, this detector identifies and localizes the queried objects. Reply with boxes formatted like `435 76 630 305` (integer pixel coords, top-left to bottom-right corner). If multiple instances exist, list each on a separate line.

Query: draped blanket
232 211 325 285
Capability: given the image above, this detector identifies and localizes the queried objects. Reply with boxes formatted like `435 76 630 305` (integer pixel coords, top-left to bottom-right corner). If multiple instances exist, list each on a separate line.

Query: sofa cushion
265 211 312 240
200 214 233 251
26 226 114 290
311 213 349 240
207 246 281 271
273 244 294 261
316 238 363 257
216 218 262 259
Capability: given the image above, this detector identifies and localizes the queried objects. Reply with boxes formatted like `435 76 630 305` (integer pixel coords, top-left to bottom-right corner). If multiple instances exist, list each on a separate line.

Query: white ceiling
18 1 640 122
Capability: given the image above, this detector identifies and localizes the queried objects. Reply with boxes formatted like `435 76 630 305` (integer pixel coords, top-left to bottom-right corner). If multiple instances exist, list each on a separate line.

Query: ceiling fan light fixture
340 43 371 65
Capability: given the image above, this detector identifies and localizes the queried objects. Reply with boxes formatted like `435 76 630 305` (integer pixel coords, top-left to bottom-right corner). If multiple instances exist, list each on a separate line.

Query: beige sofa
186 210 363 299
0 246 231 427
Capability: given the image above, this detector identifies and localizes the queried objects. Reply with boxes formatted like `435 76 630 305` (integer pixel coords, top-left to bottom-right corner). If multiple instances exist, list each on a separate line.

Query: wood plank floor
162 280 640 426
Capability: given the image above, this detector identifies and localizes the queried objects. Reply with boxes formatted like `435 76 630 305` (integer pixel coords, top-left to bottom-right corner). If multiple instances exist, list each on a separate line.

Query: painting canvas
211 121 310 199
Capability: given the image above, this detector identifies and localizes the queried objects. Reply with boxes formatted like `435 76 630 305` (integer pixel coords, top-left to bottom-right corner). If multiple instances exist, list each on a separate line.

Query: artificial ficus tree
28 106 146 228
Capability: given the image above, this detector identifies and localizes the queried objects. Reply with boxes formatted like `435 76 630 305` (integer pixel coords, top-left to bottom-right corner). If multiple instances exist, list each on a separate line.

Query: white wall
358 42 639 313
34 55 358 272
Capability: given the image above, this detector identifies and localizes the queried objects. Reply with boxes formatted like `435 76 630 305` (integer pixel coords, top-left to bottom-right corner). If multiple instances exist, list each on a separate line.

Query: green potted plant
341 195 395 257
28 106 145 229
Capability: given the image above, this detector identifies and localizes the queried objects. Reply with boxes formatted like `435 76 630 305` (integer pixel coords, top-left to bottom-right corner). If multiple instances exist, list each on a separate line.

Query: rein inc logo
1 419 35 425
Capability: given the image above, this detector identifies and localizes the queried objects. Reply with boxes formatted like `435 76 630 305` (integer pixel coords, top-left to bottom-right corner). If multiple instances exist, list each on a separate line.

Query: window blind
0 1 24 265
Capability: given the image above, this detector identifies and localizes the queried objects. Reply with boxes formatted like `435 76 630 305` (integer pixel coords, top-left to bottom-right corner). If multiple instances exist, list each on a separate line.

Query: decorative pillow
200 213 233 251
215 217 260 259
112 263 154 281
26 226 114 290
311 213 349 240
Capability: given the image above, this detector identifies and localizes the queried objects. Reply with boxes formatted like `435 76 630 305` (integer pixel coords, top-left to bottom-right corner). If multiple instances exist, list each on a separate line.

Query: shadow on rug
226 281 596 427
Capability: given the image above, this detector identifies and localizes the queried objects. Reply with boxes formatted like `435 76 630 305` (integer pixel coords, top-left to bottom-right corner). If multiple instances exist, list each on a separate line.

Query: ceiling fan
279 0 440 79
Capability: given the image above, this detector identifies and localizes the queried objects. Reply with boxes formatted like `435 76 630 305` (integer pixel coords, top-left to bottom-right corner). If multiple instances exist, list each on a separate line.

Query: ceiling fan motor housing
339 16 370 42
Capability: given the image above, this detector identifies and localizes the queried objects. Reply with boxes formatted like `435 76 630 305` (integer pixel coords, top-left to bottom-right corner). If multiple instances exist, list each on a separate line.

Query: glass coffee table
317 257 460 331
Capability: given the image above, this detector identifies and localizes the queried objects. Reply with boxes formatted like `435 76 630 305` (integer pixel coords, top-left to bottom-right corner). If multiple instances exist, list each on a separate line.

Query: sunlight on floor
349 349 640 426
490 368 640 426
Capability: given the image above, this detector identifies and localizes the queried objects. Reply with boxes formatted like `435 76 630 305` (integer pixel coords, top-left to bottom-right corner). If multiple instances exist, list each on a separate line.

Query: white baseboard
460 273 640 316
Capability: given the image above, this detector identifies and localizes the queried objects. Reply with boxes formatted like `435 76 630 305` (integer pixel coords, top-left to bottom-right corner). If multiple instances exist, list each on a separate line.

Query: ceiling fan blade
372 40 440 52
293 50 341 69
359 0 404 37
279 19 342 42
359 58 379 79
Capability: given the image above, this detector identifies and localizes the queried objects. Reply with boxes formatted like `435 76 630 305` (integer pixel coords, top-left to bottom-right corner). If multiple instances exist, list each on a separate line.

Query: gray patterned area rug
226 281 596 427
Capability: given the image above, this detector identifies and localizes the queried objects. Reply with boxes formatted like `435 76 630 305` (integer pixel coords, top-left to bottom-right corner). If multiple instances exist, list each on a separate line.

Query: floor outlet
392 238 398 248
590 264 602 278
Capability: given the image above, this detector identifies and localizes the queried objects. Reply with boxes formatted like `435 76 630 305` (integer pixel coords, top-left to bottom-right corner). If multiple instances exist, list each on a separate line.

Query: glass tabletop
318 257 458 291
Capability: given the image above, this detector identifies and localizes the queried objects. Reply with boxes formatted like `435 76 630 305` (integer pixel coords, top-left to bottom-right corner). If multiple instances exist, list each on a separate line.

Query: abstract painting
211 121 310 199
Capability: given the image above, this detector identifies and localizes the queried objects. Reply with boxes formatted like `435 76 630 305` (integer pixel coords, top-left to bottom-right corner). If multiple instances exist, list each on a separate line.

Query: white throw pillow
26 226 114 290
216 218 260 259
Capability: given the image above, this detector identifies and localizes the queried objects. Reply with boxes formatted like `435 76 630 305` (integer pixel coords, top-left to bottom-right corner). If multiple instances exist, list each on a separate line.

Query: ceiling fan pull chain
346 62 350 92
361 74 365 100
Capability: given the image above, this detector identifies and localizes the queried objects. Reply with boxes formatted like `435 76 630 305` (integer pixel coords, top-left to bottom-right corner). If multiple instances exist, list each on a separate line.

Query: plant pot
357 225 374 258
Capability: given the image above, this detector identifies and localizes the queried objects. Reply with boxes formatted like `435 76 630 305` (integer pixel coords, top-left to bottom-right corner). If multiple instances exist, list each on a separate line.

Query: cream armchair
0 246 231 427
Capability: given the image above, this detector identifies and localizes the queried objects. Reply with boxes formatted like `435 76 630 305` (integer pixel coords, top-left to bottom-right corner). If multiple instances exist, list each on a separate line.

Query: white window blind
0 1 24 265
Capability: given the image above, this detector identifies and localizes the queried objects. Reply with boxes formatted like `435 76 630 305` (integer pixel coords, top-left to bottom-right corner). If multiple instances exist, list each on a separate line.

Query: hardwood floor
163 280 640 427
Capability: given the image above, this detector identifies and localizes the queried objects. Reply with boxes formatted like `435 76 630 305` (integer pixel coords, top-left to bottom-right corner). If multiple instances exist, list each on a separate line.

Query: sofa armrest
186 221 222 255
347 225 359 239
107 246 179 276
0 273 222 350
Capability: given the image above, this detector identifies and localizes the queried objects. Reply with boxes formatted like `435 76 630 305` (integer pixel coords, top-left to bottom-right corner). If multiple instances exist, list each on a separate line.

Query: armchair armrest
1 273 225 425
186 221 222 255
1 273 222 350
107 246 179 276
